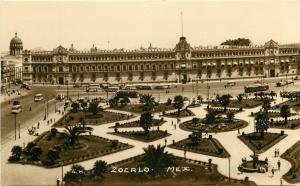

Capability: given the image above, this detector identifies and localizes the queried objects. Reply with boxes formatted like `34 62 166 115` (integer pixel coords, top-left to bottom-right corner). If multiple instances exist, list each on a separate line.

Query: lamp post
228 157 231 183
18 121 20 139
47 97 49 117
66 80 69 100
13 113 17 140
61 162 64 186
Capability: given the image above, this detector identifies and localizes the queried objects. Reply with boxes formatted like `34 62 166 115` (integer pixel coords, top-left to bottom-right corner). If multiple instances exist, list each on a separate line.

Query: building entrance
58 77 64 84
270 69 275 77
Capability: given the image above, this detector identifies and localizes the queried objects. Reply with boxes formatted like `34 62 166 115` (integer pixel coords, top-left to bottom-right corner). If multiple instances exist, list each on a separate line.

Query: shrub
50 128 58 137
8 145 22 162
24 142 36 155
111 140 119 148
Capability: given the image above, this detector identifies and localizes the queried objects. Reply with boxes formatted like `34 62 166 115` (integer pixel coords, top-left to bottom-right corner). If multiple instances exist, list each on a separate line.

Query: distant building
1 33 23 85
20 36 300 85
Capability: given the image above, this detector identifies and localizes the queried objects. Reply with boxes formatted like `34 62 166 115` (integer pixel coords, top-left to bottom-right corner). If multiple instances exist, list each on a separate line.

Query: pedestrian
56 178 60 186
280 178 283 186
29 107 32 111
277 160 281 170
37 122 40 129
164 138 167 146
277 149 280 157
184 150 187 159
171 121 173 126
238 128 240 134
47 120 49 125
174 124 177 130
265 157 268 164
274 149 277 157
271 167 275 176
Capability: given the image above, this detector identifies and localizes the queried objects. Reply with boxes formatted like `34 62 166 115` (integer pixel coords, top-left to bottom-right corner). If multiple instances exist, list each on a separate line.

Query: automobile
11 105 22 113
56 94 65 100
34 93 44 102
224 81 236 88
294 76 299 80
73 83 80 88
21 83 30 90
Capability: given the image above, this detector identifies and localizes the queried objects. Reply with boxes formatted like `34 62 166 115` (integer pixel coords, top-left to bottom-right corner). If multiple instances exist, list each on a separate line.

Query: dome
10 32 23 45
9 32 23 56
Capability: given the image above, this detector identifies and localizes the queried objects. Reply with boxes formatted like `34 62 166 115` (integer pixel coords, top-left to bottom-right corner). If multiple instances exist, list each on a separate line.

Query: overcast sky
1 1 300 51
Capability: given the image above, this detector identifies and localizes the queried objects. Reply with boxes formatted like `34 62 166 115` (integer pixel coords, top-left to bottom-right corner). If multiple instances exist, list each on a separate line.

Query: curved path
2 98 300 186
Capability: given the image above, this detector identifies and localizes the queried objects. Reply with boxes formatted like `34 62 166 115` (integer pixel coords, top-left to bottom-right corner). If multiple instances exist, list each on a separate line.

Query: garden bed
53 110 133 127
281 140 300 184
210 98 263 108
12 131 132 167
163 109 195 118
168 137 230 158
180 118 248 133
108 130 171 142
111 103 175 113
238 132 287 153
270 118 300 129
109 118 166 128
65 155 253 185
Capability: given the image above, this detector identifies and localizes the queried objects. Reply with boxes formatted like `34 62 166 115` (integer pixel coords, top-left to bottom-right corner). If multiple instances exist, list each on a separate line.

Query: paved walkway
2 98 300 186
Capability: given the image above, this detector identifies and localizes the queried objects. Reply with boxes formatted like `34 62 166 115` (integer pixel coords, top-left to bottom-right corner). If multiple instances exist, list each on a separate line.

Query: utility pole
14 113 17 140
18 121 20 139
228 157 231 183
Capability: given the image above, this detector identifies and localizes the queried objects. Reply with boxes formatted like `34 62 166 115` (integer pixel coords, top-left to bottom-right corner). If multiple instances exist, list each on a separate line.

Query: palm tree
189 131 202 145
205 109 216 124
173 95 184 116
71 102 80 112
93 160 108 178
64 124 92 146
237 94 243 104
139 111 153 135
280 105 291 124
88 101 102 115
140 94 156 111
140 144 176 177
227 112 235 122
262 98 271 114
8 145 22 162
218 94 232 111
192 117 199 125
255 112 269 138
64 164 86 181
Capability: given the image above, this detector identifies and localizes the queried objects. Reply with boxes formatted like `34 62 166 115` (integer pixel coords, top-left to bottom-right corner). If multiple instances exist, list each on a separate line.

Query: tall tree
189 131 202 145
237 94 243 104
255 112 269 138
218 94 232 111
140 94 156 111
140 144 176 177
205 109 216 124
173 95 184 116
139 111 153 135
280 105 291 124
227 112 235 122
262 98 271 114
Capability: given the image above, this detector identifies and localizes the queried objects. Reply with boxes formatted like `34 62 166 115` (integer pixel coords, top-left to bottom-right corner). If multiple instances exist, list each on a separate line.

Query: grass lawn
210 98 263 108
109 119 166 128
53 110 133 127
238 132 287 153
272 100 300 111
65 155 254 185
180 118 248 133
108 130 171 142
270 119 300 129
111 103 175 113
207 107 242 115
281 140 300 184
163 109 195 118
252 111 297 118
169 137 230 158
18 131 132 167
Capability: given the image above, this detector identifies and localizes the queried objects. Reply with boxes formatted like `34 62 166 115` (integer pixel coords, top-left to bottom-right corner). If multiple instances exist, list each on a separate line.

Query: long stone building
21 36 300 85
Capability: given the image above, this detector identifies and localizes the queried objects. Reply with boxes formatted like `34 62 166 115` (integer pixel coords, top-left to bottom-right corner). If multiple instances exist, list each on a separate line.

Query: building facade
22 36 300 85
1 56 23 84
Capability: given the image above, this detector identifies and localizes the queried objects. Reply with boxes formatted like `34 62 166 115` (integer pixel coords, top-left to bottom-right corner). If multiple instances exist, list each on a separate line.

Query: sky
1 0 300 52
